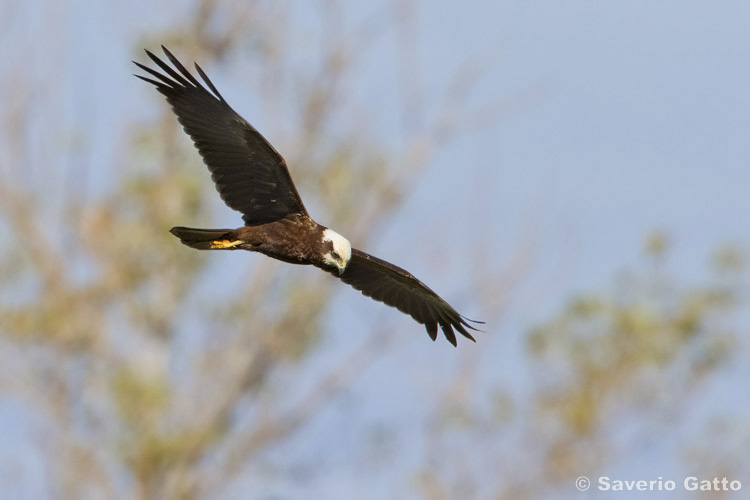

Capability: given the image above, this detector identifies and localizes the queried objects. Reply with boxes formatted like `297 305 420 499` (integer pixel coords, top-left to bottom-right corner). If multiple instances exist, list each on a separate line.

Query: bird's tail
169 226 238 250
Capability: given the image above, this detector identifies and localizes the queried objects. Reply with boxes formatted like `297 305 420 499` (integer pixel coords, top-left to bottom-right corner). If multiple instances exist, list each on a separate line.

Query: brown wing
134 46 308 225
329 249 482 346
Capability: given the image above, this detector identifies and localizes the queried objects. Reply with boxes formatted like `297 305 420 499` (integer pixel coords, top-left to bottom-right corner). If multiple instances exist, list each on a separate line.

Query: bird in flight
134 46 482 346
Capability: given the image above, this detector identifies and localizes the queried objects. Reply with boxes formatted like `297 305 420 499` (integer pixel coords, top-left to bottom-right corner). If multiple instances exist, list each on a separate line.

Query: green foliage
525 232 744 484
0 3 443 498
2 2 746 499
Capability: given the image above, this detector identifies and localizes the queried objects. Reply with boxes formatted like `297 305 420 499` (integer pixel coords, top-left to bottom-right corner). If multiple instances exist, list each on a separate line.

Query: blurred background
1 1 748 499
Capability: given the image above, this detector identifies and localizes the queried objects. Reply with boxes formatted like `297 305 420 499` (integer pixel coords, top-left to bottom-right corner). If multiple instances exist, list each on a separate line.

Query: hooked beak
336 262 347 275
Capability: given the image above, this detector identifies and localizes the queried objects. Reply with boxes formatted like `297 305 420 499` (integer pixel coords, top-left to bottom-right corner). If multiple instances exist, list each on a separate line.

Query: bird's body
171 216 333 267
135 46 481 346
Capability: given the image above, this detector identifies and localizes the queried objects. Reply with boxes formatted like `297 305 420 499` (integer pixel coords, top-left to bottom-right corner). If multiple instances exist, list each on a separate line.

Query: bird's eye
332 252 340 260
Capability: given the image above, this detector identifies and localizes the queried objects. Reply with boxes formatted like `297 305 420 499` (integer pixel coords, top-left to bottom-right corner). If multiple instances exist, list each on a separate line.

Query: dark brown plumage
135 46 482 346
135 49 306 225
324 250 478 345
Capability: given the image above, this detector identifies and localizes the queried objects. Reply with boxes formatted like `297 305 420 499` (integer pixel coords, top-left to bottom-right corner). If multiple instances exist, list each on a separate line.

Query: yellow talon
210 239 243 249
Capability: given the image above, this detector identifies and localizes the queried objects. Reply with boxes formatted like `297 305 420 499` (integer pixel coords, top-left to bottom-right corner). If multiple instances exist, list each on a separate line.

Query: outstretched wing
330 249 482 346
134 46 308 225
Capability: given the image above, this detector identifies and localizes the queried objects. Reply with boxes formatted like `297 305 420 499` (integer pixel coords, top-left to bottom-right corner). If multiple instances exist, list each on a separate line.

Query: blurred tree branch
416 233 747 499
4 3 746 500
0 1 508 499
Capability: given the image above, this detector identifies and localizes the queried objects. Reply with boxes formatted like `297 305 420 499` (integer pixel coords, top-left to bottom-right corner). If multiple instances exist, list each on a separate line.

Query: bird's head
321 228 352 275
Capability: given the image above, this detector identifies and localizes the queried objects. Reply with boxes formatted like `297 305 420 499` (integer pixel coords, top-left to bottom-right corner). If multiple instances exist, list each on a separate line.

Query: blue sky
2 1 749 498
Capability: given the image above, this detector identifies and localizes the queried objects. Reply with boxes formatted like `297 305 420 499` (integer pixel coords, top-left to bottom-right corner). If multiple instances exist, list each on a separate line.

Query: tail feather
170 226 234 250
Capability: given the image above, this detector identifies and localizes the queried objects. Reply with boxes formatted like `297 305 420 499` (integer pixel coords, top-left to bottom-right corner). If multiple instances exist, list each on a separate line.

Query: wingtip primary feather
142 47 193 88
161 45 203 89
461 316 485 332
455 323 477 343
442 323 458 347
194 62 226 102
160 45 179 65
425 321 439 342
